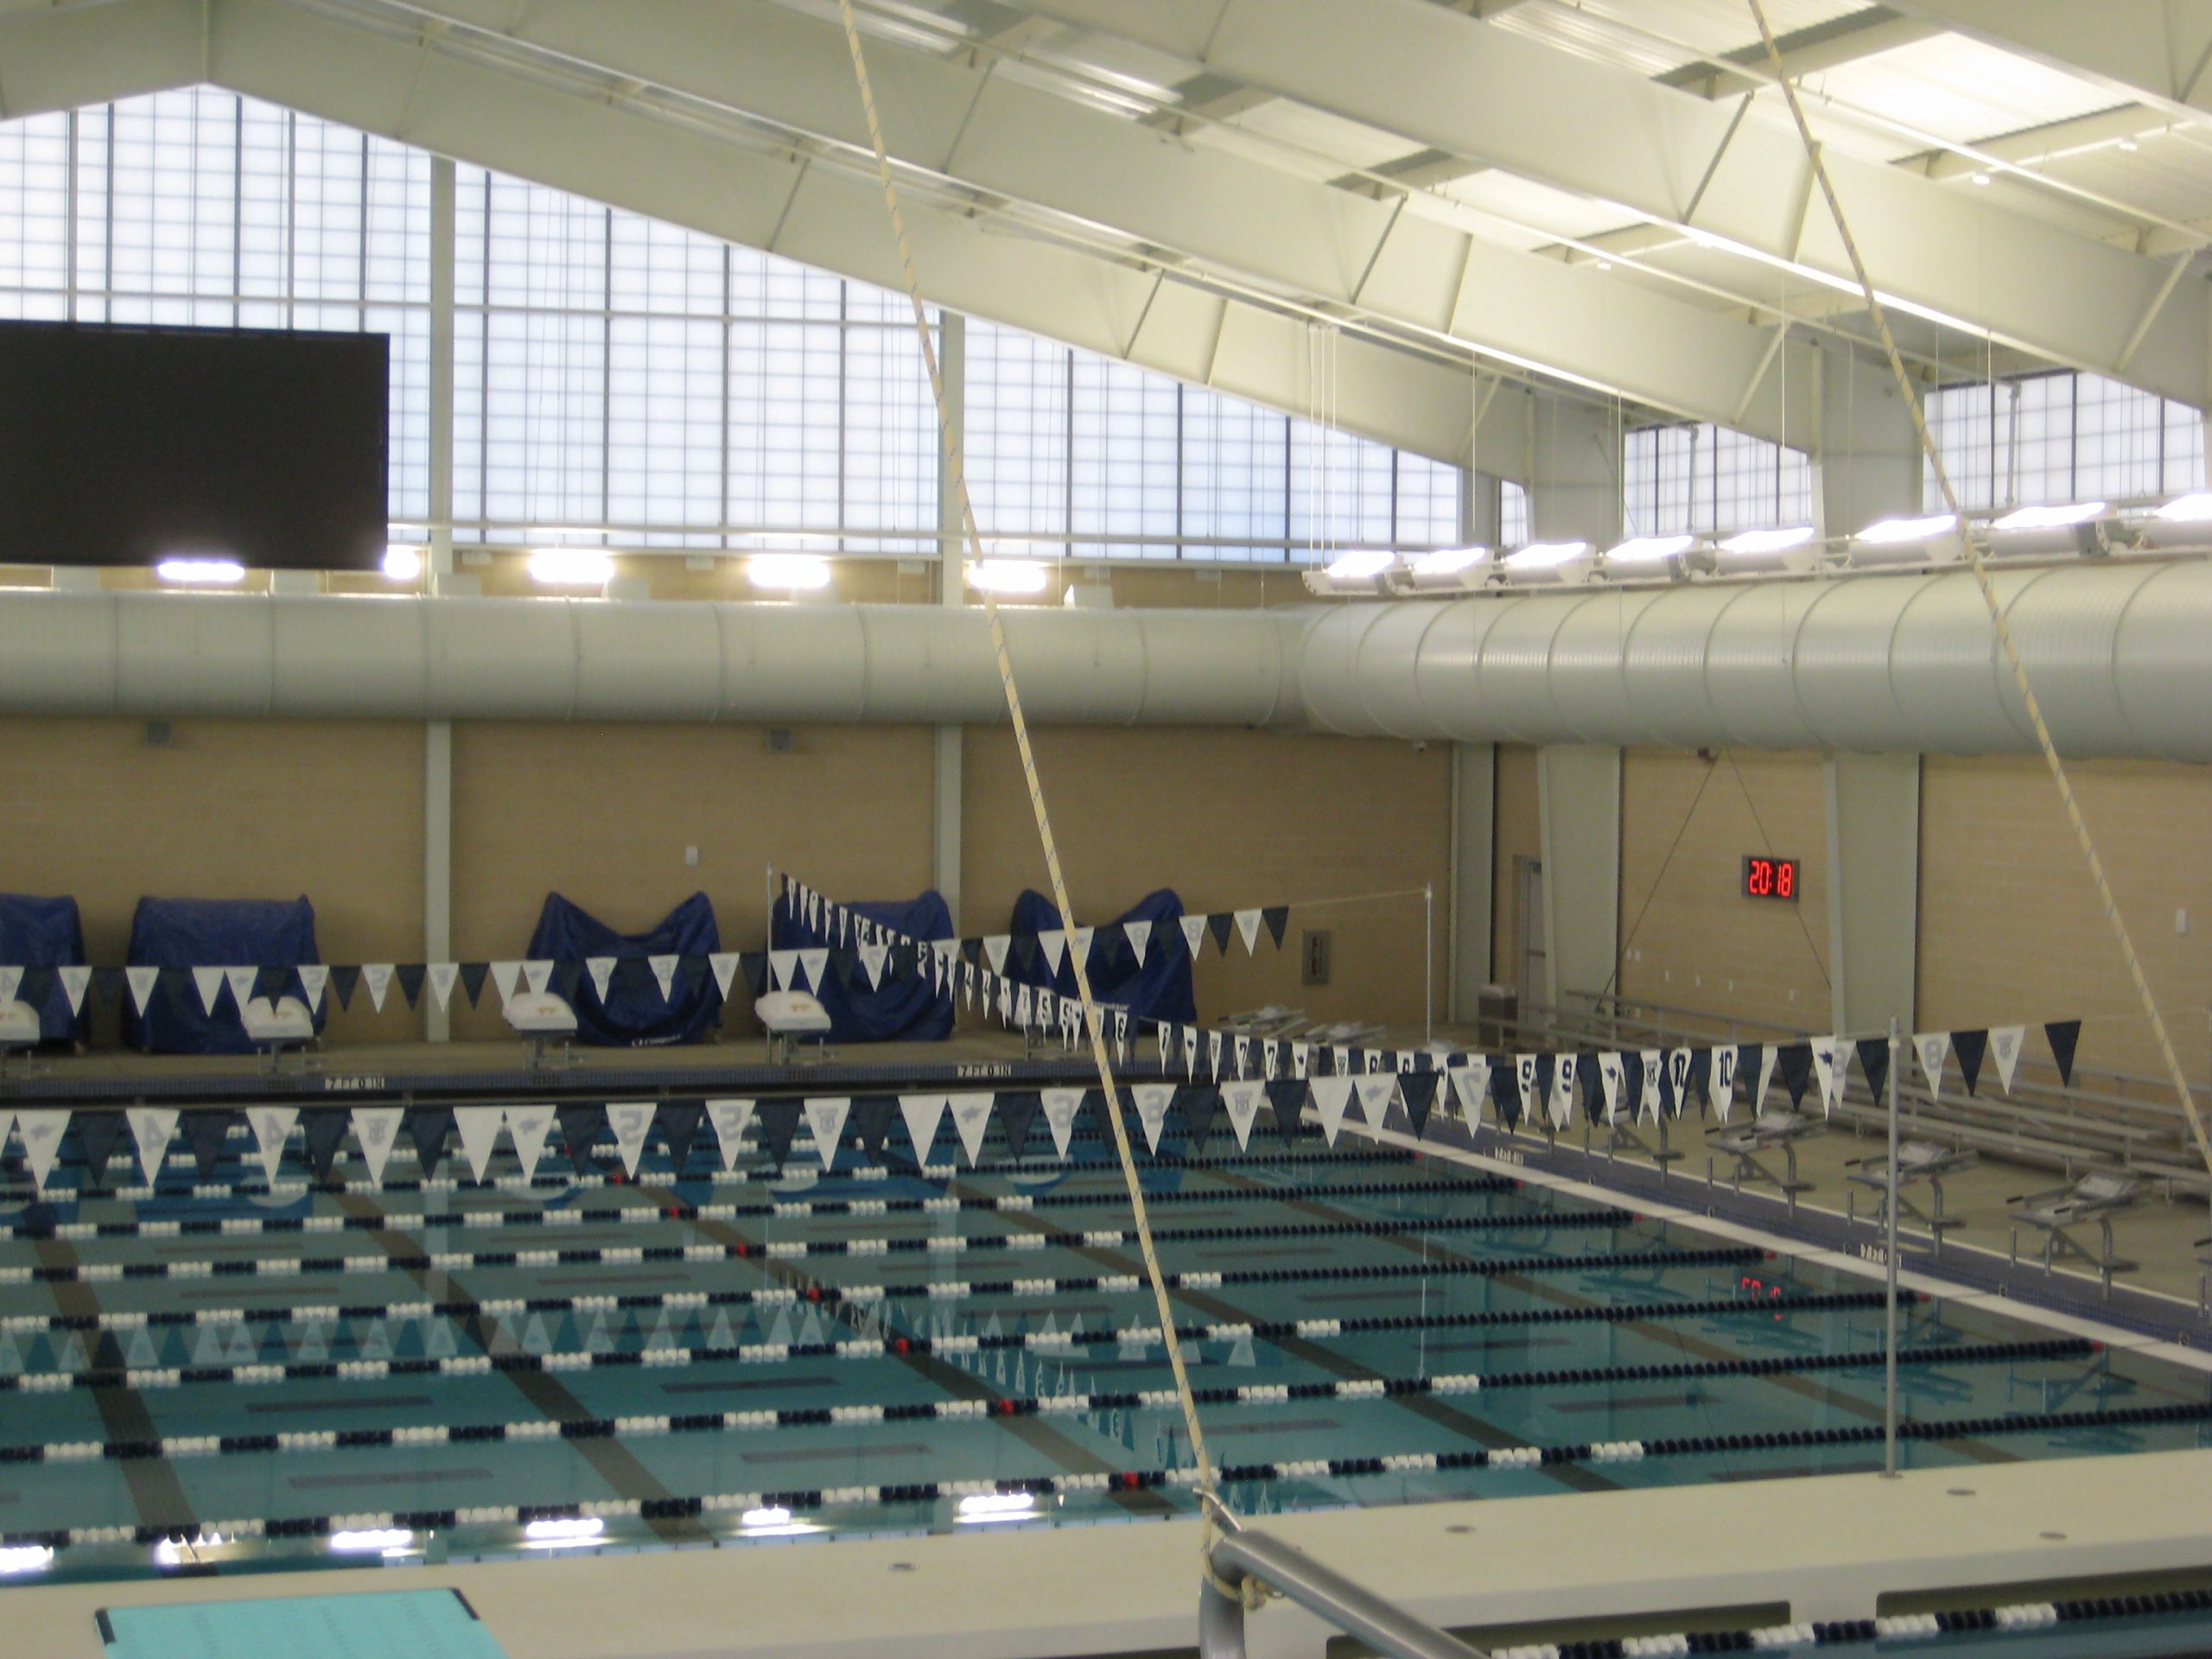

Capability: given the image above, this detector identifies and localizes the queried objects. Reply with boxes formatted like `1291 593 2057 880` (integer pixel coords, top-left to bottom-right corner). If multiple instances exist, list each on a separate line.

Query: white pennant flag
1179 914 1207 959
455 1106 505 1182
1515 1054 1541 1124
126 964 162 1017
505 1104 556 1181
1132 1084 1175 1153
1038 930 1067 976
1292 1042 1311 1079
1548 1060 1575 1128
489 962 524 1008
948 1091 995 1166
1262 1039 1281 1080
352 1105 407 1185
1014 984 1033 1027
523 959 555 995
193 967 228 1017
1813 1037 1847 1116
1333 1045 1352 1076
128 1106 179 1181
982 936 1012 976
360 963 393 1013
1234 1035 1251 1078
1353 1074 1397 1133
57 964 92 1017
767 950 798 992
607 1102 656 1176
706 1099 755 1171
995 977 1012 1024
1669 1047 1695 1118
1914 1031 1951 1103
1598 1052 1625 1123
1310 1075 1355 1145
1637 1050 1663 1122
1396 1050 1416 1075
16 1110 67 1191
0 967 20 1007
426 963 460 1012
1452 1058 1491 1129
1755 1044 1779 1109
248 1106 297 1184
1069 927 1095 970
1234 909 1262 954
1040 1088 1084 1158
709 953 739 999
585 957 616 1001
798 949 829 993
857 941 888 988
1123 920 1152 965
1221 1079 1267 1150
1713 1046 1740 1122
1990 1025 2026 1094
804 1096 851 1166
1181 1027 1199 1076
296 963 329 1014
1207 1030 1224 1079
899 1093 948 1162
648 956 678 1002
224 964 259 1015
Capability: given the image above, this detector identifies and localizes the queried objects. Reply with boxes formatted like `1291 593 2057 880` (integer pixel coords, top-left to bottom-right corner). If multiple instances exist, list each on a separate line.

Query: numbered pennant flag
1548 1058 1575 1128
248 1106 297 1184
704 1099 754 1171
1207 1030 1225 1080
1598 1051 1625 1123
489 962 524 1008
1395 1051 1416 1075
1233 1034 1251 1078
1913 1031 1950 1103
16 1110 66 1191
124 964 162 1017
899 1093 948 1162
1353 1074 1397 1134
857 941 888 989
1712 1046 1739 1122
1040 1088 1084 1158
1292 1042 1311 1079
1233 910 1262 954
191 966 226 1017
995 977 1011 1024
1452 1055 1492 1129
648 956 678 1002
1014 984 1033 1027
1808 1038 1838 1116
804 1096 851 1166
1182 1027 1200 1076
520 959 554 995
1124 920 1152 965
948 1092 995 1166
359 963 394 1013
1037 930 1066 976
1754 1044 1778 1109
505 1103 556 1181
1221 1079 1267 1150
1513 1054 1541 1124
1310 1075 1355 1145
1179 914 1207 960
1132 1084 1175 1154
126 1106 179 1182
217 964 257 1015
286 963 327 1015
1070 926 1094 969
982 936 1012 976
766 950 797 992
417 963 454 1013
1113 1008 1129 1056
798 949 829 994
1990 1025 2026 1094
455 1106 505 1182
1637 1050 1662 1122
57 964 91 1017
352 1105 407 1185
1262 1039 1281 1080
1332 1045 1352 1077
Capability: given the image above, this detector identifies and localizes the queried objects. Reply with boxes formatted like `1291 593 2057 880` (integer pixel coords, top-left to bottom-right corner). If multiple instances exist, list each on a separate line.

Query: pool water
0 1108 2204 1586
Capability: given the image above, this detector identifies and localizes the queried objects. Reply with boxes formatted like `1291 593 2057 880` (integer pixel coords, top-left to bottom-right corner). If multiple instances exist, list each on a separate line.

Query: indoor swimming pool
0 1094 2204 1589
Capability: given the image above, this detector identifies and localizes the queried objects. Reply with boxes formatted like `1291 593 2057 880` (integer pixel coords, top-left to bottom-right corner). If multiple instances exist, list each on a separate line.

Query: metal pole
1201 1525 1485 1659
1884 1012 1900 1478
1424 883 1434 1048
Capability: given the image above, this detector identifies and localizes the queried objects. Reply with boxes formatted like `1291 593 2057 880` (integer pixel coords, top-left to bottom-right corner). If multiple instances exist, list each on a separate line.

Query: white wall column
1449 742 1495 1023
424 153 456 1039
1536 744 1621 1019
931 310 966 930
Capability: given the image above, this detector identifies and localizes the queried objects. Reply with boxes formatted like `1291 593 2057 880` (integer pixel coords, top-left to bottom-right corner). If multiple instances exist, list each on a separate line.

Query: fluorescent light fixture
965 558 1050 595
2137 491 2212 549
1602 534 1705 579
524 1516 606 1544
1969 172 1992 186
1848 513 1962 566
1853 513 1955 546
381 544 423 581
2154 492 2212 522
956 1492 1039 1524
1499 540 1592 584
1721 525 1815 555
1324 548 1397 582
1406 545 1491 591
156 557 245 585
1713 524 1818 575
747 553 832 591
526 547 614 587
1993 501 2105 530
0 1545 53 1576
331 1527 416 1554
1987 499 2111 557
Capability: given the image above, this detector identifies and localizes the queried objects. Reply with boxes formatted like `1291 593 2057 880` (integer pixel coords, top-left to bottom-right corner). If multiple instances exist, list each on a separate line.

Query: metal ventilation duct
0 560 2202 761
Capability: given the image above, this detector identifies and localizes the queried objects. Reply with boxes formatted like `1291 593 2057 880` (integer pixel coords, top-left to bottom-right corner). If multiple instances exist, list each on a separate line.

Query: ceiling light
1602 534 1704 579
1723 526 1816 555
1713 524 1818 574
1501 541 1592 584
382 544 423 581
1969 172 1993 186
747 553 832 590
1849 513 1962 566
527 547 614 587
1986 499 2112 557
2118 138 2139 152
966 558 1050 594
156 557 245 585
1407 545 1491 590
1325 549 1397 582
2132 492 2212 549
2152 492 2212 522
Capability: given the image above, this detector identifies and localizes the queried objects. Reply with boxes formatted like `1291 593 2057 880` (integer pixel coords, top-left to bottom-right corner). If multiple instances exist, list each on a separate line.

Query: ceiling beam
1009 0 2211 406
0 0 205 121
1887 1 2212 120
1657 8 1942 99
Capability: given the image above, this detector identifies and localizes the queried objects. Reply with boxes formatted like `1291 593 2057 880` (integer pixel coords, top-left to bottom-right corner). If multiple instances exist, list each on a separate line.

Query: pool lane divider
0 1243 1772 1338
0 1205 1646 1287
0 1335 2100 1467
9 1397 2206 1554
0 1174 1513 1243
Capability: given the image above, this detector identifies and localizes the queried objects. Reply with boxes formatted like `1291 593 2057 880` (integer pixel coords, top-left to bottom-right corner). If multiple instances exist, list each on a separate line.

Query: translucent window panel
1925 381 2003 512
288 109 364 305
481 308 607 528
1395 451 1461 549
1289 420 1394 555
729 243 842 321
2072 372 2161 503
105 90 238 308
483 175 605 311
1500 478 1530 547
454 307 486 534
728 318 841 531
364 137 429 305
2007 372 2073 506
1071 352 1179 548
2164 398 2207 494
0 111 69 298
842 322 938 553
609 210 725 317
1710 425 1777 532
607 315 724 531
967 321 1069 543
1182 388 1287 562
372 304 432 522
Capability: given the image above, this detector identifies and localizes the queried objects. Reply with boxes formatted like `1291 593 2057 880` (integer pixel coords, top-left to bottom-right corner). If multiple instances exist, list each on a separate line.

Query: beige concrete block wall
963 726 1452 1029
1616 749 1832 1035
1918 753 2212 1087
0 715 426 1044
1491 743 1541 997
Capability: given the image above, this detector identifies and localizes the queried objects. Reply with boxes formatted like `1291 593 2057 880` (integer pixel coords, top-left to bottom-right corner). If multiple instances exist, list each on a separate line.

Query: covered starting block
505 990 579 1070
0 1000 38 1075
757 988 833 1065
241 995 316 1073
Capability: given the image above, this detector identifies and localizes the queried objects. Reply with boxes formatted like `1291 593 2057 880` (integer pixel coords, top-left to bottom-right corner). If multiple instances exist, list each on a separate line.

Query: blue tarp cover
124 896 322 1055
0 892 87 1044
527 891 721 1047
772 888 954 1043
1007 887 1196 1027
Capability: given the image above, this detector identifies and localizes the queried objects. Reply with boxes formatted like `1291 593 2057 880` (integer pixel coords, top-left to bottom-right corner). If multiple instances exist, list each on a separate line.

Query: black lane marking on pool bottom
329 1190 715 1548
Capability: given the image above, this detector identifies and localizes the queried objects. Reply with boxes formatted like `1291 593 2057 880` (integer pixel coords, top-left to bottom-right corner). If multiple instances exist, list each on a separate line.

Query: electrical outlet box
2178 907 2191 936
1300 929 1331 986
684 846 700 868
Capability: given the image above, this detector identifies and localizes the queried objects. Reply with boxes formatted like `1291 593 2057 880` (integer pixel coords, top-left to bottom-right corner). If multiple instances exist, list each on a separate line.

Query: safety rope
827 0 1229 1567
1744 0 2212 1185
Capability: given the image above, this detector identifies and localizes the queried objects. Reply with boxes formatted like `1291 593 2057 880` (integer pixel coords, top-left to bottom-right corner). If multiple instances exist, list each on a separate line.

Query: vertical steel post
1884 1013 1900 1477
1425 884 1434 1047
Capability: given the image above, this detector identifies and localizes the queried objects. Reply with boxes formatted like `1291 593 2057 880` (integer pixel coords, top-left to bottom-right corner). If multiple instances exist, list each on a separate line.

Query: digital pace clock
1742 855 1800 901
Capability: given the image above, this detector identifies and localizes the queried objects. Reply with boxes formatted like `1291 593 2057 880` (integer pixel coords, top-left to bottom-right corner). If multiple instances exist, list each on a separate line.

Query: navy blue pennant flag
612 957 653 996
961 938 982 967
253 964 290 1001
1490 1062 1520 1130
16 966 51 1010
1620 1050 1644 1114
657 1101 705 1172
410 1105 455 1179
1261 906 1290 948
556 1103 607 1174
998 1091 1040 1160
741 953 769 997
458 962 490 1008
1179 1084 1222 1156
1856 1037 1890 1103
1735 1043 1762 1103
1265 1079 1306 1148
553 958 584 1002
1206 912 1234 955
852 1096 898 1161
184 1109 235 1179
1777 1043 1814 1108
75 1109 128 1186
678 956 711 995
1655 1053 1679 1119
395 963 427 1009
2044 1020 2081 1087
299 1108 350 1182
1010 935 1039 976
830 950 858 994
1400 1071 1439 1137
755 1100 803 1171
328 963 360 1011
92 966 126 1011
1687 1048 1712 1109
1534 1054 1557 1123
1577 1052 1604 1125
1952 1029 1988 1097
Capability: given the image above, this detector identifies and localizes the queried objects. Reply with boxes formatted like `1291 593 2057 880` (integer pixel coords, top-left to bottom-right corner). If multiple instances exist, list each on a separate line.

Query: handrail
1199 1519 1485 1659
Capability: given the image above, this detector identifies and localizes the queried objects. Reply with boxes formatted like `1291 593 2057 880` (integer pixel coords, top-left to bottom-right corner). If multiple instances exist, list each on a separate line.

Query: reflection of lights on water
955 1493 1040 1525
153 1531 228 1567
0 1544 54 1577
523 1516 606 1548
331 1528 416 1554
735 1505 823 1538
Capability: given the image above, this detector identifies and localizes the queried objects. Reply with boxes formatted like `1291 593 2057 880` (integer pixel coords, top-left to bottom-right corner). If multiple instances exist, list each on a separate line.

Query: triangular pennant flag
455 1106 505 1182
982 936 1011 976
127 1106 179 1182
602 1102 654 1177
219 964 257 1016
394 963 426 1008
1261 906 1289 949
1069 926 1094 971
490 962 524 1007
1220 1079 1266 1150
247 1106 297 1184
126 964 162 1017
648 955 678 1002
765 950 797 992
1233 909 1262 954
1207 912 1234 954
291 963 328 1015
1953 1029 1988 1098
1712 1046 1739 1122
1038 930 1067 976
1491 1062 1522 1129
1123 920 1152 965
798 949 830 993
410 1105 454 1180
656 1099 704 1173
361 963 394 1013
330 965 365 1012
754 1100 803 1171
427 963 460 1012
739 954 767 998
1401 1071 1440 1137
1576 1053 1604 1126
454 961 487 1008
1598 1052 1625 1123
850 1096 896 1161
1856 1037 1891 1105
1990 1025 2025 1094
709 953 740 1000
556 1103 607 1173
1753 1044 1777 1109
1452 1057 1491 1130
1353 1074 1397 1133
1808 1038 1839 1118
505 1103 556 1181
16 1109 66 1191
193 966 228 1017
706 1099 755 1171
1547 1058 1574 1129
1039 1088 1084 1158
1310 1075 1354 1146
1511 1054 1541 1125
857 941 888 989
56 964 91 1017
1181 1027 1199 1076
352 1105 407 1185
997 1092 1040 1160
804 1096 851 1166
0 966 21 1007
1132 1084 1175 1154
293 1108 346 1182
1261 1038 1281 1080
1179 915 1206 960
1291 1042 1311 1080
521 959 554 995
1913 1032 1950 1103
948 1092 995 1166
1635 1050 1662 1121
586 957 617 1001
1233 1034 1252 1078
1776 1043 1813 1109
2044 1020 2082 1087
1014 984 1033 1028
1265 1079 1306 1147
1179 1085 1221 1155
899 1093 948 1161
92 966 125 1011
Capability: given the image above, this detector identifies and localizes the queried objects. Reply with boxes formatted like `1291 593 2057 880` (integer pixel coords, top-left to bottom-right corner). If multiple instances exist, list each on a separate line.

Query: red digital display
1742 855 1799 901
